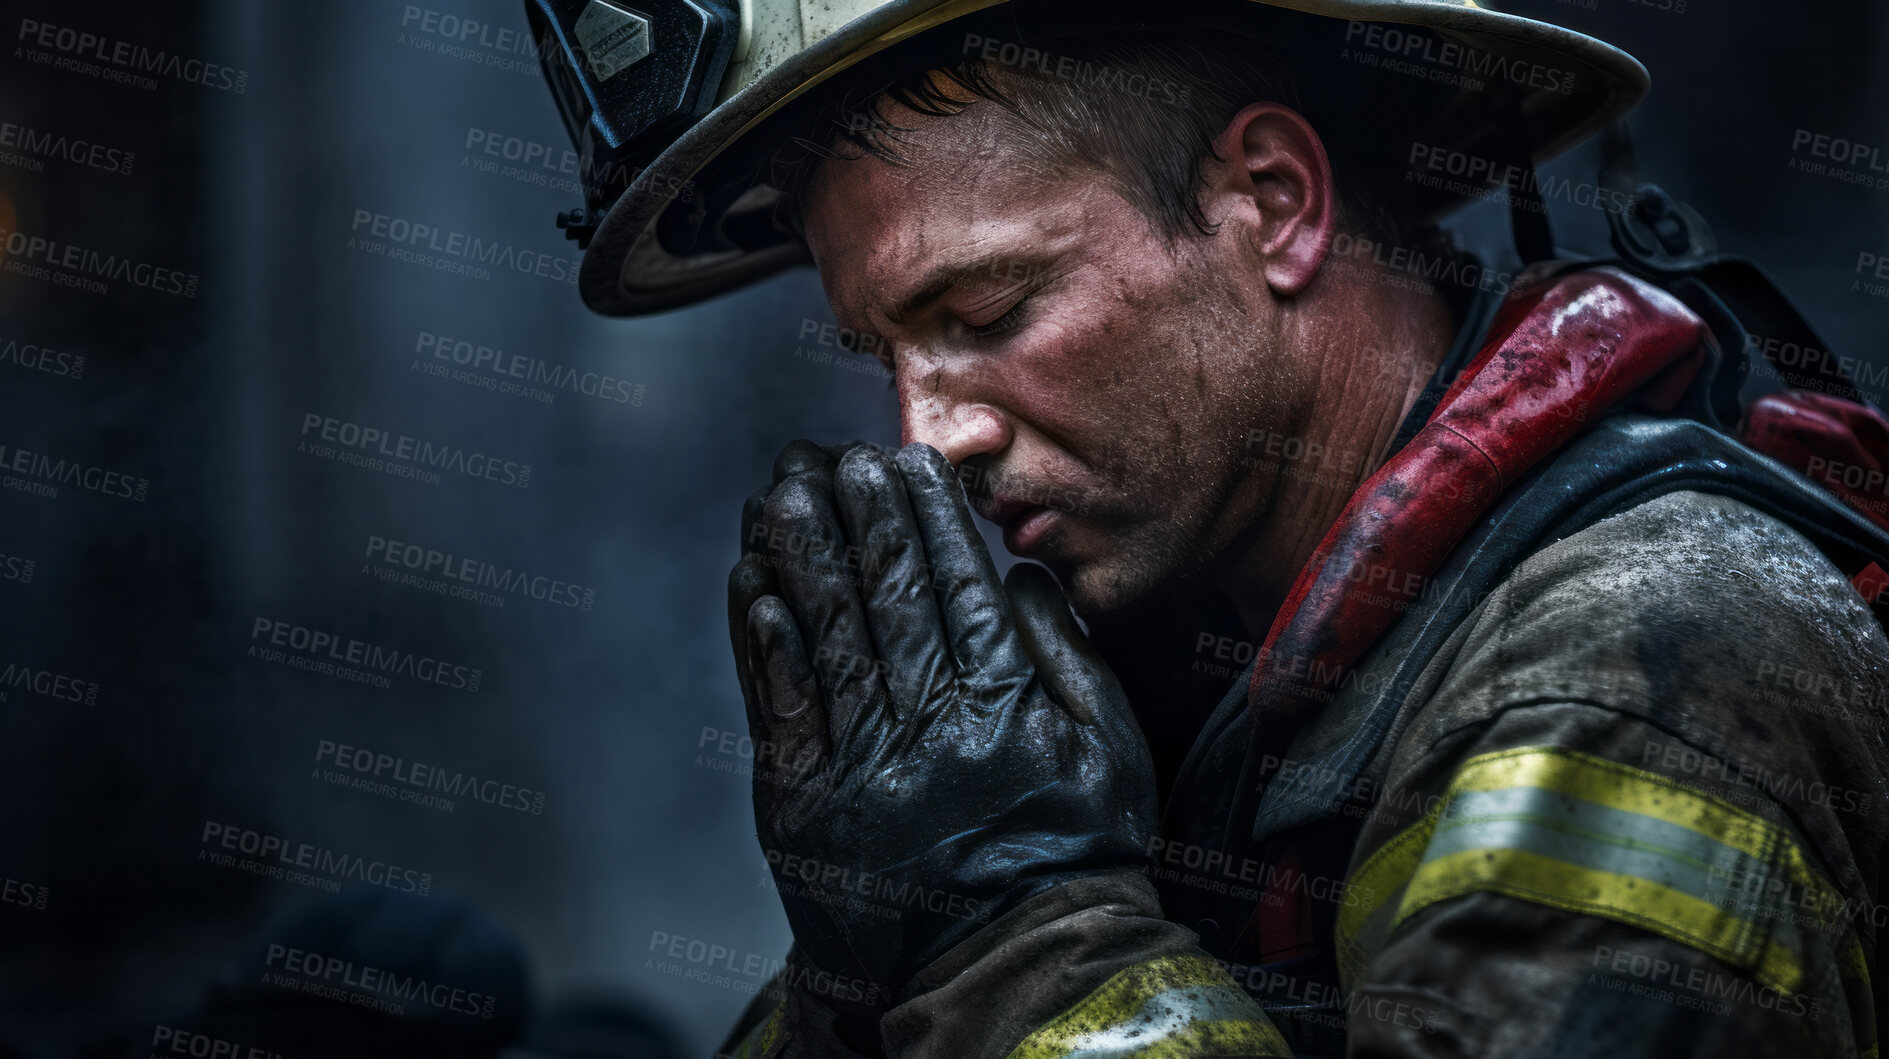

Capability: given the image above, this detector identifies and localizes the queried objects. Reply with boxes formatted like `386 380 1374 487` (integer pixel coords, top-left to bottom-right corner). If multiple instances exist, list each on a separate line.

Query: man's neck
1222 269 1459 639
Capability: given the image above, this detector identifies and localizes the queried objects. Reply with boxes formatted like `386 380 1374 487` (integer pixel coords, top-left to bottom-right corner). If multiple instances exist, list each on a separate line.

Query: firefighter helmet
525 0 1647 316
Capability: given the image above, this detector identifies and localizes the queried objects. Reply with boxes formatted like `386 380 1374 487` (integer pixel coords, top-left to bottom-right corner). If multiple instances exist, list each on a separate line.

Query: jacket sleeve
719 877 1291 1059
1336 491 1888 1057
881 872 1291 1058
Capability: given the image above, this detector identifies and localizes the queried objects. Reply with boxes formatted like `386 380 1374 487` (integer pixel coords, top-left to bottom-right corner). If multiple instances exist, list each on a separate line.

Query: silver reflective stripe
1425 784 1771 909
1059 984 1262 1058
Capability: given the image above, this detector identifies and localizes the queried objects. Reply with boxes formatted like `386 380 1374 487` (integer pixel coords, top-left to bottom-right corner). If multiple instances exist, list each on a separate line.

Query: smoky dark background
0 0 1883 1056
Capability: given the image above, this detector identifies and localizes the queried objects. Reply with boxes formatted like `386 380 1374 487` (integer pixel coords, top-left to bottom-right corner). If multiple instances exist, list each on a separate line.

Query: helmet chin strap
1505 158 1554 264
1503 92 1555 264
1507 168 1554 264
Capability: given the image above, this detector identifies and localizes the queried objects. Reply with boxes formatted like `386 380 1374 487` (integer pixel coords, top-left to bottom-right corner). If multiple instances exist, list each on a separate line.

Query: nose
895 357 1012 467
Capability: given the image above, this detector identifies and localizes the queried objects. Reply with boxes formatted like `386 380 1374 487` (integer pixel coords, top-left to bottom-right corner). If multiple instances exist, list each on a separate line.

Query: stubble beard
1059 252 1278 619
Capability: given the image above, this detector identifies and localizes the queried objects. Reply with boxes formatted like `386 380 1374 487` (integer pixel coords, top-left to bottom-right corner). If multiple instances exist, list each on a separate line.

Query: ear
1201 103 1338 297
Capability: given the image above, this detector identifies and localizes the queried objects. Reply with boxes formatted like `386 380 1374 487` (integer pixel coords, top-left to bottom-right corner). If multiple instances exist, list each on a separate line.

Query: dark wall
0 0 1882 1056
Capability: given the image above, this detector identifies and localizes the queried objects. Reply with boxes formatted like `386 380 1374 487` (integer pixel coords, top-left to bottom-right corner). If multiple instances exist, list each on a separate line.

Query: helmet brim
579 0 1648 317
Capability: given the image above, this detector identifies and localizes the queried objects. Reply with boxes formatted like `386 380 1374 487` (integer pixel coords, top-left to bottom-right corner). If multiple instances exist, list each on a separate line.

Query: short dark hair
769 29 1451 256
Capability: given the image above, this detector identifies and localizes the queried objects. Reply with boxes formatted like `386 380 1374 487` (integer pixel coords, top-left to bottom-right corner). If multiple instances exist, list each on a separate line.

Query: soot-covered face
800 94 1341 616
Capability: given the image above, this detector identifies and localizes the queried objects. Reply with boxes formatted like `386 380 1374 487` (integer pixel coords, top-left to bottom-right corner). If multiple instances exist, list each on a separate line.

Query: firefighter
528 1 1889 1054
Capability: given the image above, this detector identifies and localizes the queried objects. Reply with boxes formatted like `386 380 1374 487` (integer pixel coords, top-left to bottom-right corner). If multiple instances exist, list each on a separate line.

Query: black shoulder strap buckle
1595 121 1870 412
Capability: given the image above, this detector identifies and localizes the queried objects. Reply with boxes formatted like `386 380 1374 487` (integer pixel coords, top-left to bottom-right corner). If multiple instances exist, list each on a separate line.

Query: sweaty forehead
799 99 1085 328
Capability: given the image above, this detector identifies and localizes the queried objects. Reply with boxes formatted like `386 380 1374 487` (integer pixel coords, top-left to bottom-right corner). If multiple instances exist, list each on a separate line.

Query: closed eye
969 297 1030 340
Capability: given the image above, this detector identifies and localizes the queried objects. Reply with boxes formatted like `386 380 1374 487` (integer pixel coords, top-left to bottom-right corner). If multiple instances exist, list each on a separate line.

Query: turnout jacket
722 267 1889 1057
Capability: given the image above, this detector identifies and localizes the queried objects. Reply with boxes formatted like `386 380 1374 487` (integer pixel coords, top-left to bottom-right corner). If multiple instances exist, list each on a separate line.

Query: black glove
726 440 1158 1019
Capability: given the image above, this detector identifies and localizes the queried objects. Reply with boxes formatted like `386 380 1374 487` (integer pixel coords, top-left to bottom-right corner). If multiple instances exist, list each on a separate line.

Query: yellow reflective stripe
1336 810 1436 989
731 998 787 1059
1784 841 1878 1055
757 999 787 1058
1448 747 1774 862
1402 846 1777 983
1339 745 1873 1013
1006 954 1290 1058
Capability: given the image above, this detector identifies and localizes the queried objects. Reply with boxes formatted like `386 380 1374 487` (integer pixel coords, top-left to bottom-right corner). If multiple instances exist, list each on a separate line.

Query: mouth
1004 506 1060 557
971 493 1062 558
